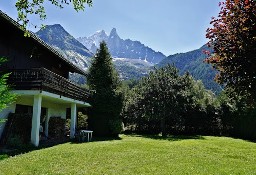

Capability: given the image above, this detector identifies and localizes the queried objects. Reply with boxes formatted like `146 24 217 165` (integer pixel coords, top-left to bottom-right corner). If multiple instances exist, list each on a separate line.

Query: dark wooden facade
8 68 89 101
0 11 89 101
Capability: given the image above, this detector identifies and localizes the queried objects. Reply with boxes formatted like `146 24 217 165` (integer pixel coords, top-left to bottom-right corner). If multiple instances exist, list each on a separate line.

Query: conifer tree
87 41 123 136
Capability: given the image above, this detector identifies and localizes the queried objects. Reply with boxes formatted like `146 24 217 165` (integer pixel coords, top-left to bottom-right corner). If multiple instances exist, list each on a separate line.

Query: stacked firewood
48 117 66 139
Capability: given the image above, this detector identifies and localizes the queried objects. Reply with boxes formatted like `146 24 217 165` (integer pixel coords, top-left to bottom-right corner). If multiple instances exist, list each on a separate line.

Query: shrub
65 119 71 136
109 119 124 136
77 112 88 130
0 154 9 160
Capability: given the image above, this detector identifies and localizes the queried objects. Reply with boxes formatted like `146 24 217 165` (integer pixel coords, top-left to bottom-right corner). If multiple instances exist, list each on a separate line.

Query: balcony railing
7 68 90 102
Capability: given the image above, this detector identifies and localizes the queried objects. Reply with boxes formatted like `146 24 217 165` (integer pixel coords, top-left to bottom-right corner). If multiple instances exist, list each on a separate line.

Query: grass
0 135 256 174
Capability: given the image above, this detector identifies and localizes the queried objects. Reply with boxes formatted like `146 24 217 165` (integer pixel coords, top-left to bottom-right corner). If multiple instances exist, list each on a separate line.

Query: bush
77 112 88 130
65 112 88 136
109 119 124 136
0 154 9 160
232 109 256 140
65 119 71 136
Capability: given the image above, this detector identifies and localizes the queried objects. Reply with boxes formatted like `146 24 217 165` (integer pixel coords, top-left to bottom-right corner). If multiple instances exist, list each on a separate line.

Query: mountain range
36 24 221 93
36 24 157 80
77 28 166 64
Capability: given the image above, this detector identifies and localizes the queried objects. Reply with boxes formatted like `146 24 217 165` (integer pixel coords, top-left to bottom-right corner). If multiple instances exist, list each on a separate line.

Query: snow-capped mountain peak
77 29 108 53
77 28 166 64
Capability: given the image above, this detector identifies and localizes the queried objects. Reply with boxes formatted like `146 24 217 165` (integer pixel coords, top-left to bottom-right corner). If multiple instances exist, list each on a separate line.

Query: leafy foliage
77 112 88 130
122 64 256 138
15 0 93 30
87 41 124 136
206 0 256 103
123 64 221 136
205 0 256 139
218 87 256 140
0 58 16 112
158 45 222 93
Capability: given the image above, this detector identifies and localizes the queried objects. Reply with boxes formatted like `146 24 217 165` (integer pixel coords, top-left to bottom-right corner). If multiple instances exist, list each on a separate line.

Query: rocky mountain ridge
36 24 221 92
36 24 93 70
77 28 166 64
36 25 153 81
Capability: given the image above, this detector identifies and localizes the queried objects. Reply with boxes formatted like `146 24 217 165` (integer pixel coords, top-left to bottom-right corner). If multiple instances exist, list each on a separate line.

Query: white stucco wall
11 95 67 119
48 107 66 119
0 101 67 141
0 103 16 139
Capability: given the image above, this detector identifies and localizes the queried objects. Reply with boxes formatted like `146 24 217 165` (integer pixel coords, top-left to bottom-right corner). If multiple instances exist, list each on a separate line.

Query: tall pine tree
87 41 123 136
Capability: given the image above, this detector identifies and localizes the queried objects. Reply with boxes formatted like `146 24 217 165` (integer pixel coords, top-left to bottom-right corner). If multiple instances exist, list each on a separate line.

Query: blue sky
0 0 220 56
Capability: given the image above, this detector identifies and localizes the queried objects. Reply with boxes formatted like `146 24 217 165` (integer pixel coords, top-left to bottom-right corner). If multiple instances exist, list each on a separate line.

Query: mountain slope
158 45 222 93
37 24 92 57
36 24 152 81
36 24 93 69
77 28 166 64
36 24 220 91
113 58 153 80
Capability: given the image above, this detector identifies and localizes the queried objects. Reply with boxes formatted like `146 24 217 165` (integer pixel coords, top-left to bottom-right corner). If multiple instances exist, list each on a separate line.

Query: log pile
48 117 66 139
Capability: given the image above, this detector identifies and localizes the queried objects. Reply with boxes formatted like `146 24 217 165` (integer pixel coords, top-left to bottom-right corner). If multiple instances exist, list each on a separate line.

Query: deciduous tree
206 0 256 103
123 65 212 136
15 0 93 30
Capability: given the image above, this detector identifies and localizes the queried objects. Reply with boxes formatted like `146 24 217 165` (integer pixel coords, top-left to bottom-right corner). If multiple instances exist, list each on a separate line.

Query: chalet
0 11 91 146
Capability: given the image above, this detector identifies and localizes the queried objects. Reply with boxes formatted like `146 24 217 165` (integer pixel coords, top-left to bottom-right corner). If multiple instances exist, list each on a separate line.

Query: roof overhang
0 10 88 76
13 90 91 108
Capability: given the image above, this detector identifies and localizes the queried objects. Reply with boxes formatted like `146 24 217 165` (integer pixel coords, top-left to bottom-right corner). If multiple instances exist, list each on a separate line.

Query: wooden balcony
7 68 90 102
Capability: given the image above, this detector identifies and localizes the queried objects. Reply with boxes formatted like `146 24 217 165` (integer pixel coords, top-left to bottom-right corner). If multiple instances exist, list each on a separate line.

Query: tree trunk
161 117 167 137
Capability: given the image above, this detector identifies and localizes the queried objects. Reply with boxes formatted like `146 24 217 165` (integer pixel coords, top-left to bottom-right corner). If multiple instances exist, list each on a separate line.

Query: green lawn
0 135 256 174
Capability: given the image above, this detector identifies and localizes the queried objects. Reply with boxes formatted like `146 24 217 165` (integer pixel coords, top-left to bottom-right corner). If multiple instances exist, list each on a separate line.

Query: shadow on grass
135 134 205 141
0 135 123 159
223 135 256 144
70 136 122 144
0 134 204 160
90 136 122 142
0 133 124 158
0 138 71 160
